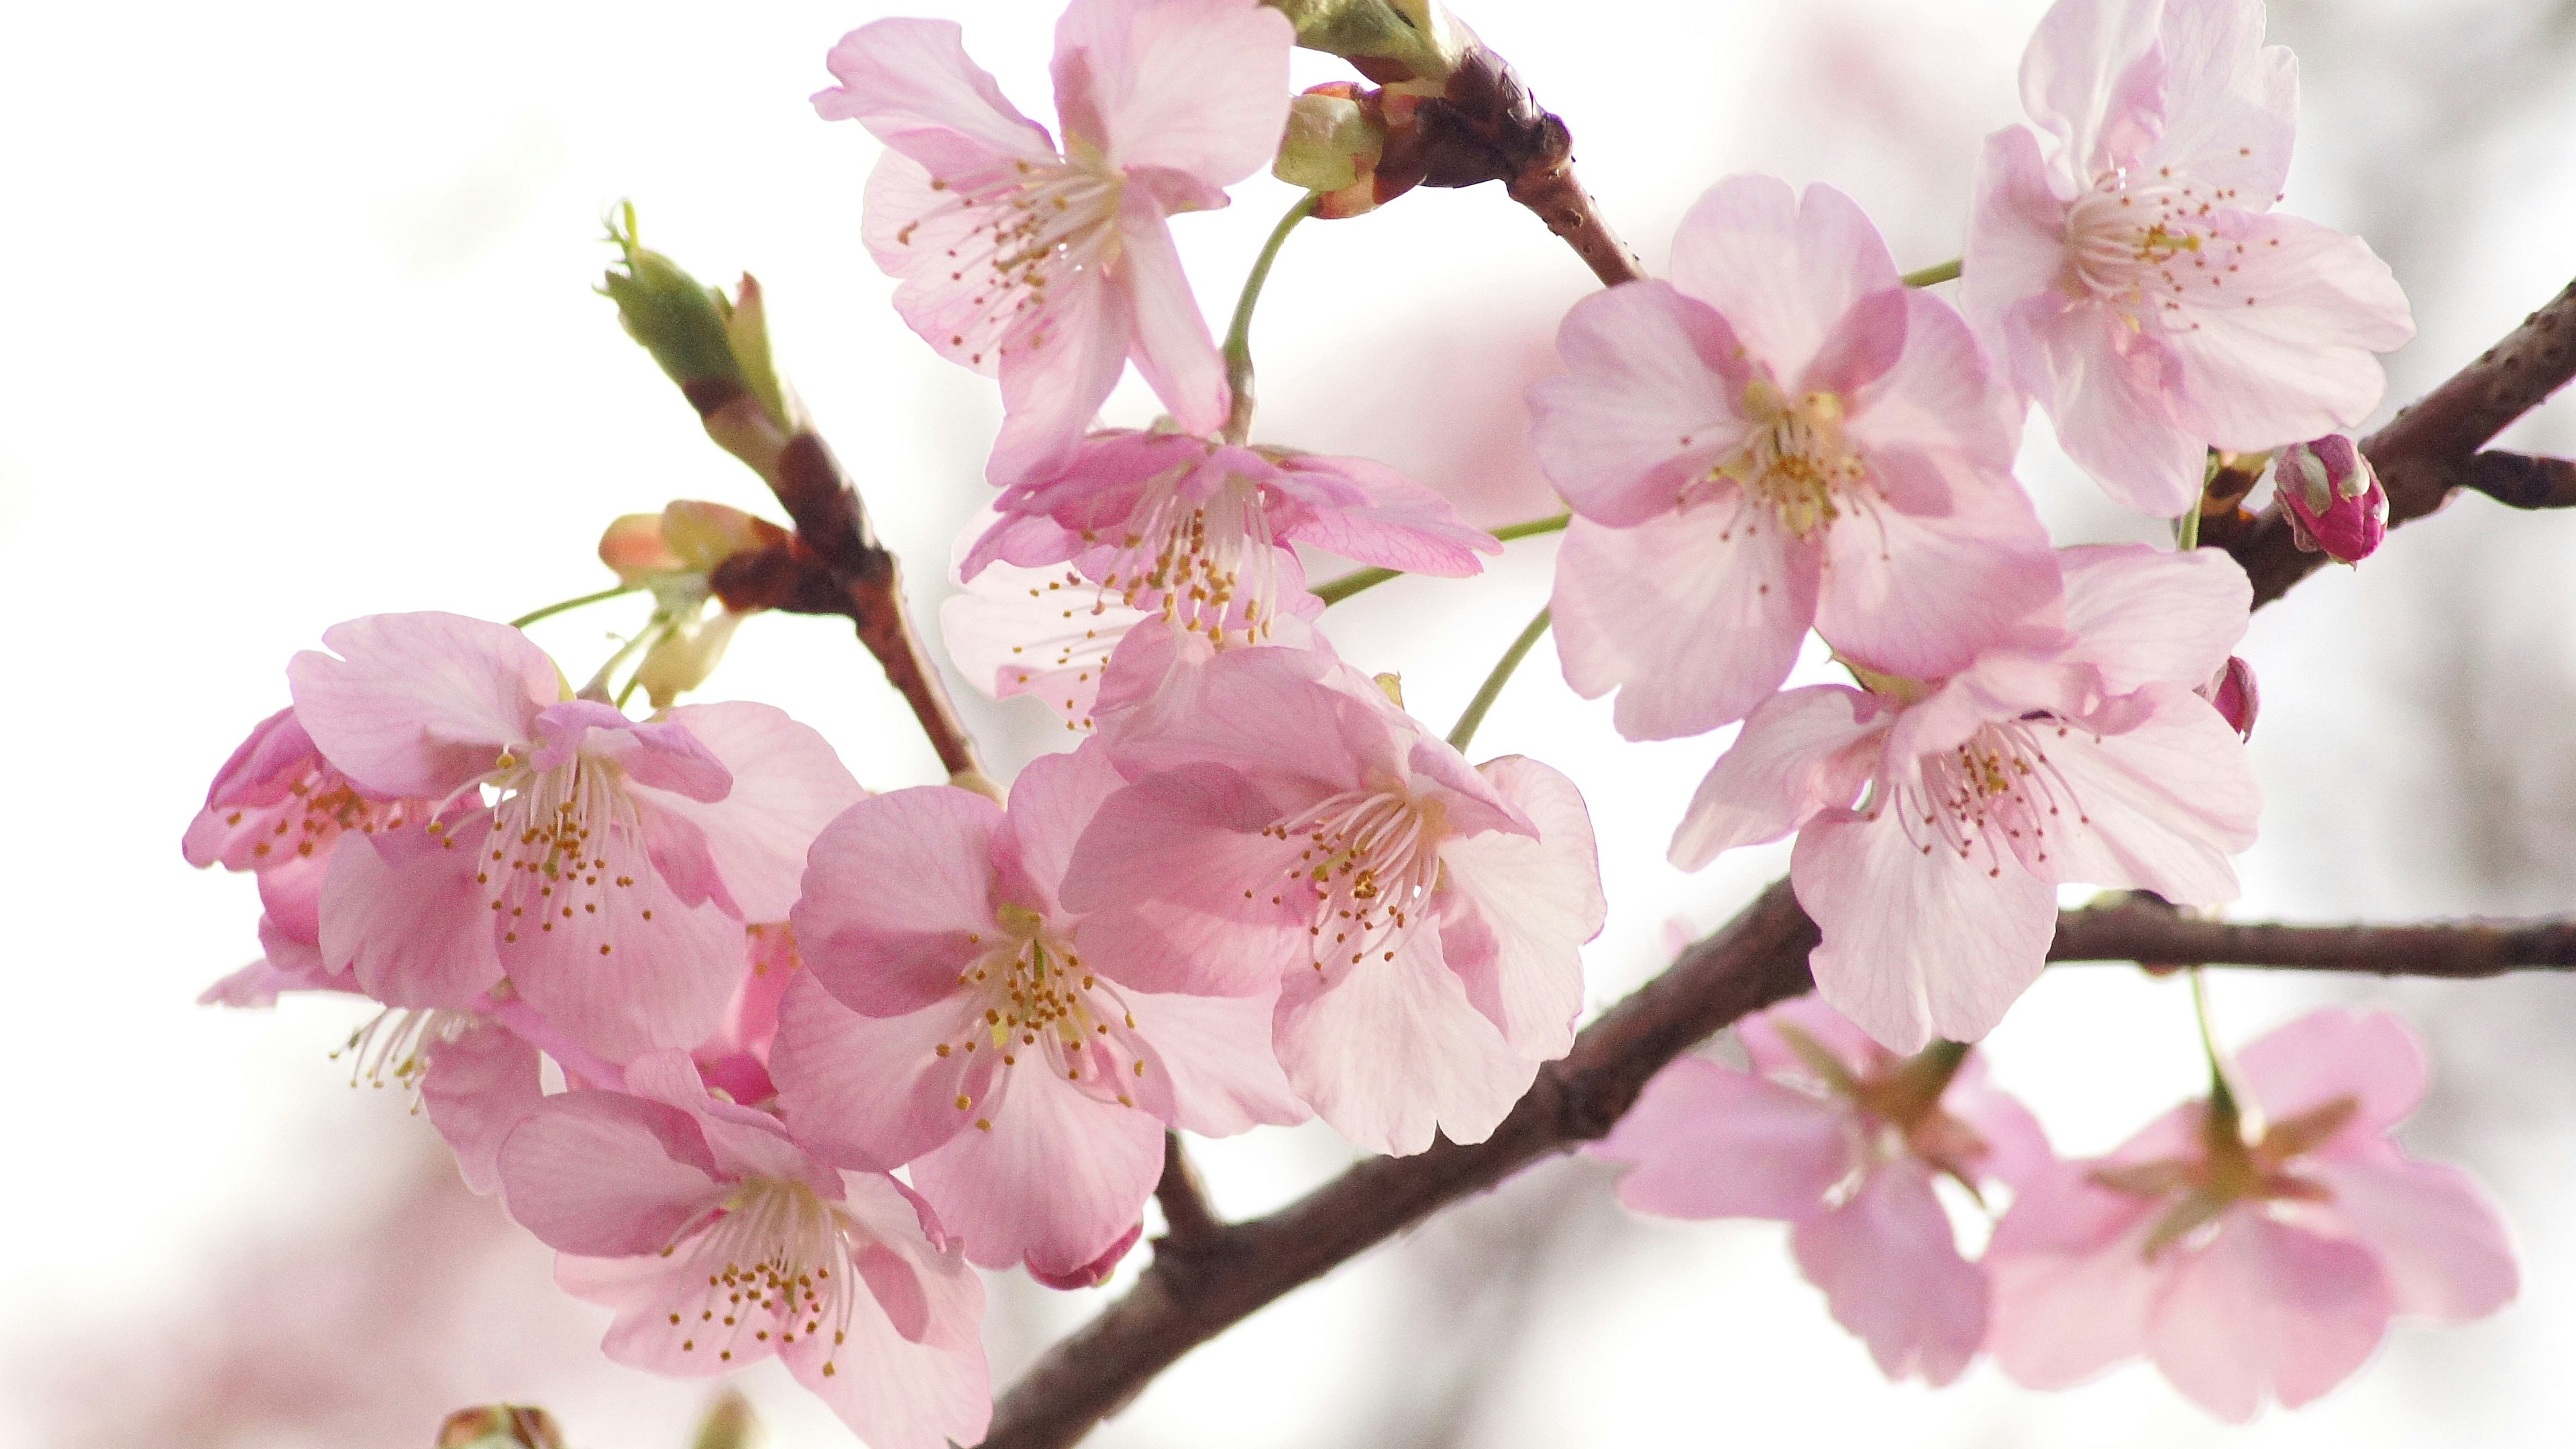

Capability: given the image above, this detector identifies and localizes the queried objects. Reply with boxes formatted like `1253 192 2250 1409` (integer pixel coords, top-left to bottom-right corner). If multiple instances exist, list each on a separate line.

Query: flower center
1270 787 1449 974
331 1006 474 1093
662 1176 859 1373
243 768 419 865
2063 168 2259 329
1710 377 1868 541
938 906 1149 1128
473 755 647 951
900 153 1127 367
1090 460 1281 647
1892 718 2091 877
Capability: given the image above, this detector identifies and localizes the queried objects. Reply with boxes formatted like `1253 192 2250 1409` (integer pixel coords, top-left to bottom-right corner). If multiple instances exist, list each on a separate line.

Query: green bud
692 1390 765 1449
435 1405 566 1449
1266 0 1460 84
1275 90 1381 194
599 201 743 395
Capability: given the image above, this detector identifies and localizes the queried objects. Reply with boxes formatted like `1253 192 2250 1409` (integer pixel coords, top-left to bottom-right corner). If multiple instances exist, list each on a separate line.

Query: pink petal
2147 1213 2393 1420
815 18 1057 164
1112 189 1230 435
495 1091 724 1256
1812 476 2062 684
1986 1165 2162 1389
2233 1008 2426 1138
2309 1150 2519 1322
1273 924 1538 1156
2164 211 2413 451
650 702 866 924
496 833 745 1063
1551 511 1819 741
1790 1163 1988 1385
1120 987 1308 1136
421 1020 545 1194
1269 453 1499 576
1590 1056 1852 1220
1049 0 1291 182
1962 127 2078 364
794 786 1005 1018
864 150 1018 376
1793 808 2059 1052
287 612 554 799
1062 764 1311 996
1000 743 1128 912
1943 1053 2060 1191
1668 176 1902 378
1843 289 2025 482
1527 280 1750 527
2010 684 2257 904
318 819 504 1009
781 1274 991 1449
2143 0 2298 199
771 973 989 1172
1432 757 1605 1059
2056 543 2250 692
1670 686 1886 869
2025 299 2206 515
1738 994 1892 1082
989 267 1130 486
556 1253 750 1379
2019 0 2165 174
907 1064 1167 1277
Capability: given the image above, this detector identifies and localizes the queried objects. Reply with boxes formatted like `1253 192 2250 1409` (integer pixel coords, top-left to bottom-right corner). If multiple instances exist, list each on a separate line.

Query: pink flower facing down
1061 644 1608 1155
1988 1010 2518 1421
1531 174 2061 739
945 427 1496 729
1964 0 2414 515
772 746 1305 1284
286 612 865 1062
497 1052 988 1449
820 0 1293 484
1593 996 2052 1385
1672 545 2261 1051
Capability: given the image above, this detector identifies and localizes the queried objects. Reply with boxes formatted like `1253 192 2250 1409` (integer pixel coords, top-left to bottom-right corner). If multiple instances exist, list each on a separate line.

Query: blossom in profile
497 1053 988 1449
1987 1009 2517 1420
1593 996 2052 1384
1062 644 1607 1155
771 746 1305 1284
818 0 1294 483
2275 433 2387 563
1530 173 2060 739
1670 545 2261 1051
286 612 864 1060
1963 0 2414 515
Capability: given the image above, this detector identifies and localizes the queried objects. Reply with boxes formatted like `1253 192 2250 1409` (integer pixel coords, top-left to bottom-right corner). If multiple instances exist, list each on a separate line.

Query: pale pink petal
1590 1056 1852 1220
1270 453 1499 576
938 556 1146 726
1793 809 2059 1052
1273 924 1536 1156
2144 0 2298 199
793 786 1005 1017
1112 189 1230 434
1962 127 2079 358
1670 686 1886 869
1843 289 2025 480
287 612 554 799
1051 0 1292 182
864 150 1018 375
1737 994 1890 1082
1120 987 1308 1136
837 1171 986 1348
1432 757 1605 1059
2026 300 2205 515
770 972 989 1171
1668 176 1901 376
2147 1214 2393 1420
254 849 331 946
495 1092 724 1256
2056 543 2251 692
2164 211 2413 450
649 702 866 923
1061 764 1311 996
557 1253 749 1378
1001 743 1128 912
2233 1008 2426 1138
815 18 1056 164
781 1271 991 1449
1943 1053 2060 1191
1813 480 2062 683
1551 510 1819 741
497 836 745 1063
989 267 1130 486
2019 0 2165 173
1790 1163 1988 1385
1986 1166 2161 1389
907 1065 1166 1277
2308 1151 2518 1322
530 702 729 800
318 819 504 1009
421 1020 545 1194
1527 281 1749 527
2011 684 2257 904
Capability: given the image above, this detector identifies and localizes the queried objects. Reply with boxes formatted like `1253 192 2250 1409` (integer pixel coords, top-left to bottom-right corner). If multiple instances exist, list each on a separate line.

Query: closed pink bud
2200 655 2259 741
2277 435 2387 563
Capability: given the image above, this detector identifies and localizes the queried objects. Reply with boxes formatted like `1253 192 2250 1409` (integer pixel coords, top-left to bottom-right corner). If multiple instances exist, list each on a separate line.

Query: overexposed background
3 0 2574 1444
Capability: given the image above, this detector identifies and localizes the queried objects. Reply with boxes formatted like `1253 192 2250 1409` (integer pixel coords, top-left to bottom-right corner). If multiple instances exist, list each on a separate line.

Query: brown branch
2050 898 2576 978
1151 1132 1224 1251
2456 449 2576 511
2228 275 2576 607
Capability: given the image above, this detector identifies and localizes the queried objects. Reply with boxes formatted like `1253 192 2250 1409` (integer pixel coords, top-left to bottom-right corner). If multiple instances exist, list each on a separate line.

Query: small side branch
2051 899 2576 977
1152 1132 1225 1252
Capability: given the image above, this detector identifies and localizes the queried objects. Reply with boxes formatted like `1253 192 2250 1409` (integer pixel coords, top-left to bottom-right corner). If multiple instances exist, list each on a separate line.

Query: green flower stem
1447 607 1552 754
510 584 640 631
1221 192 1320 444
1900 258 1962 288
1311 512 1572 606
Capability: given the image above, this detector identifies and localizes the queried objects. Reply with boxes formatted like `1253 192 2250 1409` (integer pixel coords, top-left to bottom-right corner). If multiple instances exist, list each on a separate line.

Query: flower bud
2275 434 2385 564
600 203 796 432
1276 86 1387 217
435 1406 566 1449
1267 0 1465 86
2199 655 2259 741
597 501 788 590
635 605 745 708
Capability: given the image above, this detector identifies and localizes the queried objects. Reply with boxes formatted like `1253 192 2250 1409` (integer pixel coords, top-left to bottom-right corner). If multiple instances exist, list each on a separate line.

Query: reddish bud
2199 655 2260 741
2276 435 2386 564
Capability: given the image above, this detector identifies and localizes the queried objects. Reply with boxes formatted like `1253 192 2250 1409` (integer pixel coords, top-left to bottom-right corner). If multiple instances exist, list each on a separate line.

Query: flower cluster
186 0 2522 1436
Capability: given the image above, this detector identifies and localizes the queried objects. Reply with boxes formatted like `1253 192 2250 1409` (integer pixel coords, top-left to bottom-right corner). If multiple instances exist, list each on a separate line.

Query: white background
3 0 2575 1444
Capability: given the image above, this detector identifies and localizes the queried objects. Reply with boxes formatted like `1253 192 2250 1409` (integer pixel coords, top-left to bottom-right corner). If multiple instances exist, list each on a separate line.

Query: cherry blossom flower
1986 1009 2517 1420
497 1051 988 1449
285 612 864 1061
1963 0 2414 515
1592 996 2052 1384
771 745 1305 1283
2275 433 2387 562
1061 643 1607 1155
944 426 1492 729
1670 545 2261 1051
819 0 1294 483
1530 174 2060 739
